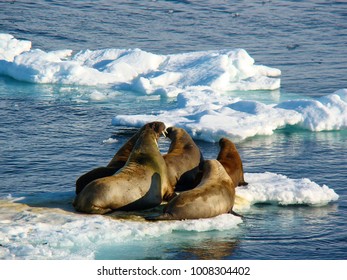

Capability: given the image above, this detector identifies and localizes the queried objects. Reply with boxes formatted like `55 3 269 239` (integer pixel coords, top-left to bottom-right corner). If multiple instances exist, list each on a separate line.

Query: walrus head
218 137 236 150
131 127 161 155
217 138 239 163
164 127 173 138
164 126 183 140
144 121 167 138
165 126 199 153
217 137 248 187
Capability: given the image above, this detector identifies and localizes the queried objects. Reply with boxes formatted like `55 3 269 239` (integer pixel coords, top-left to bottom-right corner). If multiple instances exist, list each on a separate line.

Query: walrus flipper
228 209 244 218
145 213 176 221
73 198 112 215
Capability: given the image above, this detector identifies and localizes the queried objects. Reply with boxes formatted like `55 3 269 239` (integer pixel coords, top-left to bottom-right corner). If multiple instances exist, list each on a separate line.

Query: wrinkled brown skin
75 121 166 195
73 128 175 214
217 138 248 187
148 160 236 220
163 127 204 192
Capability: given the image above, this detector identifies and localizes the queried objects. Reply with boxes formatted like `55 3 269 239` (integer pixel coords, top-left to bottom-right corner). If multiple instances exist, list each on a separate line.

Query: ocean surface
0 0 346 260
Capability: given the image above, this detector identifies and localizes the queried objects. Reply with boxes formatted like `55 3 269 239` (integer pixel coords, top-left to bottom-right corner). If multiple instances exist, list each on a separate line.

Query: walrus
163 127 204 192
217 138 248 187
73 127 175 214
147 159 236 220
107 122 166 168
75 121 166 194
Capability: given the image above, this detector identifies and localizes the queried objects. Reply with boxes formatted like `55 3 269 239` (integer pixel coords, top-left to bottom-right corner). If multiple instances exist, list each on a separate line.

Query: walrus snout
146 121 167 138
164 126 181 139
164 126 173 138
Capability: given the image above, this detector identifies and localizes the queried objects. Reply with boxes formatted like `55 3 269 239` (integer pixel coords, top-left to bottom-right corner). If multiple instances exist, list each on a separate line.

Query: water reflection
177 238 240 260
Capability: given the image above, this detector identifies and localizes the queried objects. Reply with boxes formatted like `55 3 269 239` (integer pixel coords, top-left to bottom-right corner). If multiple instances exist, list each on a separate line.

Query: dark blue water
0 0 346 260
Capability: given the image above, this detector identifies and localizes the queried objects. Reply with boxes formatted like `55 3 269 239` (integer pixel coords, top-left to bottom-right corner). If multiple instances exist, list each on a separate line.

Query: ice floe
113 89 347 142
0 33 280 94
0 170 339 259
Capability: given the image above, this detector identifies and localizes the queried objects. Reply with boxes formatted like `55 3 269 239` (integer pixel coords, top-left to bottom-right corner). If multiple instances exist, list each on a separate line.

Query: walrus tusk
162 128 168 137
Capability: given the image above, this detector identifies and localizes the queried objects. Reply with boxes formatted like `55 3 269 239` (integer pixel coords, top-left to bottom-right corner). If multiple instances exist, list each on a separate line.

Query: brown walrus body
75 121 166 194
163 127 204 192
148 159 236 220
217 138 248 187
73 128 174 214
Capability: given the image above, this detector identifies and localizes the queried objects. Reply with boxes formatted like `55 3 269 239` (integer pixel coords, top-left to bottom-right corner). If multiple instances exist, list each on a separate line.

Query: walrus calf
148 159 236 220
73 128 175 214
75 121 166 194
163 127 204 192
217 138 248 187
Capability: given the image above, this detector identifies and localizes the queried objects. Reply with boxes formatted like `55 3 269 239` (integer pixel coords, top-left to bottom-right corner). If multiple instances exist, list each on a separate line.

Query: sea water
0 0 346 260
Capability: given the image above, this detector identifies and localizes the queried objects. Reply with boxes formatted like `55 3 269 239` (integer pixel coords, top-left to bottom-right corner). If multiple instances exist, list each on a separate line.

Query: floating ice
0 34 31 61
133 49 281 96
0 172 339 259
0 170 339 259
0 34 280 93
235 172 339 209
276 89 347 131
0 199 241 260
1 34 346 141
102 137 119 144
113 88 347 142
